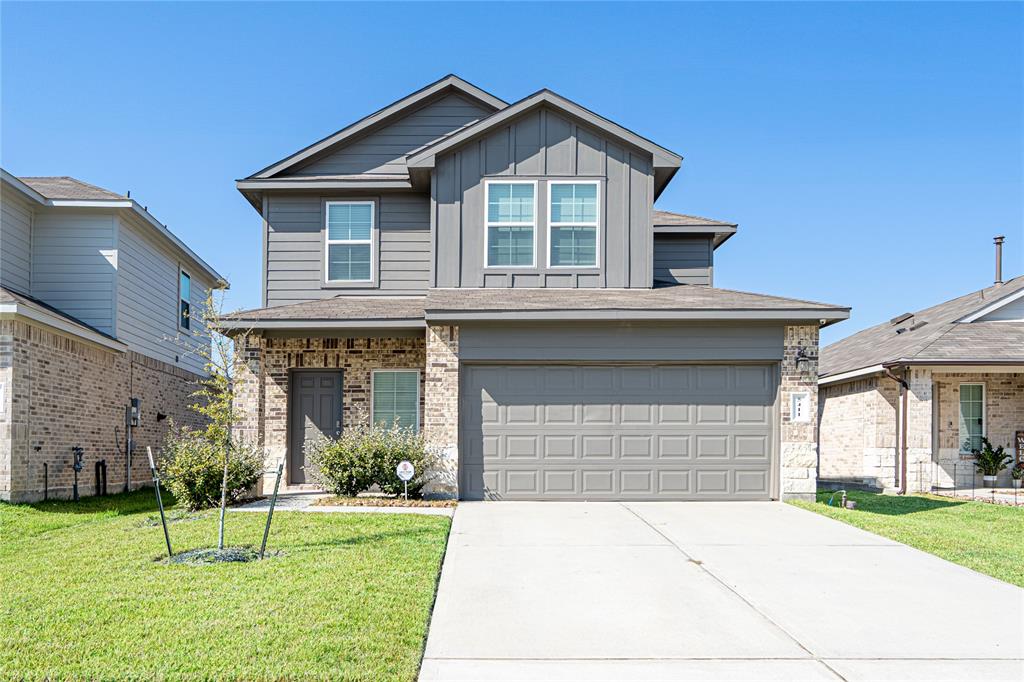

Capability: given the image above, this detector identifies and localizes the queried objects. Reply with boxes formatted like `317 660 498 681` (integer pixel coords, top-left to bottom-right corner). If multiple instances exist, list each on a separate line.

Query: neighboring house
819 252 1024 492
0 171 227 502
225 75 849 501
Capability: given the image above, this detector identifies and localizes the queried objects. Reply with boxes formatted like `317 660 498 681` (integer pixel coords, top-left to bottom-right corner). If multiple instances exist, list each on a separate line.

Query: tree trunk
217 444 229 550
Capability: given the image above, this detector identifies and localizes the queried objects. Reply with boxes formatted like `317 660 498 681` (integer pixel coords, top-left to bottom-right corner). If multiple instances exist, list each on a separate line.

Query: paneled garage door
460 364 777 500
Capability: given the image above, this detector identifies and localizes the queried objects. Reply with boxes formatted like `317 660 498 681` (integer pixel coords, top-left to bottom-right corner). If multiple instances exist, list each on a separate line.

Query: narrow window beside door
372 370 420 432
179 270 191 330
958 383 985 454
325 201 373 282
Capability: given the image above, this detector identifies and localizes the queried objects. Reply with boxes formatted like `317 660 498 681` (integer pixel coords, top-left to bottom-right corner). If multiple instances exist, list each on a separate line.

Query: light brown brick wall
0 318 204 502
424 325 459 497
231 334 427 488
780 324 821 500
818 375 899 487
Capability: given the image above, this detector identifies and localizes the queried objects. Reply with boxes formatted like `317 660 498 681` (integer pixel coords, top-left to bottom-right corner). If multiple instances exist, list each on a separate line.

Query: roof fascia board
219 318 425 330
818 364 886 386
121 202 228 288
236 178 412 191
883 358 1024 368
957 287 1024 323
251 76 507 180
407 90 683 170
425 309 850 323
0 303 127 352
1 170 48 205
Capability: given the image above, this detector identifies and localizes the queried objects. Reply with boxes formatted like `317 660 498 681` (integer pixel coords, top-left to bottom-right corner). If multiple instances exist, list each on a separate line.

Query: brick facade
780 324 821 500
423 325 459 497
0 318 204 502
232 334 427 490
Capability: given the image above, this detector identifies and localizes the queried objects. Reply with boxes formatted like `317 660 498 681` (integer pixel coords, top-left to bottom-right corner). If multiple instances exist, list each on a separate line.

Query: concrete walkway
420 502 1023 681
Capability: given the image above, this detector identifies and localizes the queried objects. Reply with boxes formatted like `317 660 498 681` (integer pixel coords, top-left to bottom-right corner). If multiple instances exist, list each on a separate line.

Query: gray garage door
460 364 777 501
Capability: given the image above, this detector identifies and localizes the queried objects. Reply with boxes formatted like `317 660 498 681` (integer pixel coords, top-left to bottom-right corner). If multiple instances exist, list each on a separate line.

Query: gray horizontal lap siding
116 211 212 375
432 106 653 289
653 235 712 286
291 94 493 177
30 208 117 335
459 322 785 362
0 185 33 294
265 192 430 306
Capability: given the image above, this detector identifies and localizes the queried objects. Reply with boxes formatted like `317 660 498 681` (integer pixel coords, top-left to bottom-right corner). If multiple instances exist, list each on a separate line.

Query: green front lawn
0 490 451 680
790 491 1024 587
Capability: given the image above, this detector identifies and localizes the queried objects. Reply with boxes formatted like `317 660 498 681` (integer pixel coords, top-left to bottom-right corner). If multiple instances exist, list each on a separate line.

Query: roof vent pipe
994 235 1005 285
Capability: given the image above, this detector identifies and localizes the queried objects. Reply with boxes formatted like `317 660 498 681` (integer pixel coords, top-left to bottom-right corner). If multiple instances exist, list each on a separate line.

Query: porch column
232 333 271 490
424 325 459 498
905 368 934 493
781 324 819 500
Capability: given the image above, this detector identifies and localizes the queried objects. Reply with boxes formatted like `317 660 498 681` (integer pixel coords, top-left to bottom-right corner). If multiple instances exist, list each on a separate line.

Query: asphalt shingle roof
820 275 1024 377
19 176 125 201
652 210 736 228
224 296 426 322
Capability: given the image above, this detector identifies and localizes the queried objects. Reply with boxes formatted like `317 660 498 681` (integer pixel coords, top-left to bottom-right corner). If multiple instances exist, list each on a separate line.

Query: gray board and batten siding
431 106 654 289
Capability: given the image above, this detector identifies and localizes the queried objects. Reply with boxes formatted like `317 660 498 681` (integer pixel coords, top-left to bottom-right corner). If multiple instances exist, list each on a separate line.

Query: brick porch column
232 333 270 490
781 324 819 500
424 325 459 498
905 367 934 493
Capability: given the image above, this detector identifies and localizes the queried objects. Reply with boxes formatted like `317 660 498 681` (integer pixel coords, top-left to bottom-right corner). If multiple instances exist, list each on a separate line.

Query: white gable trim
957 287 1024 323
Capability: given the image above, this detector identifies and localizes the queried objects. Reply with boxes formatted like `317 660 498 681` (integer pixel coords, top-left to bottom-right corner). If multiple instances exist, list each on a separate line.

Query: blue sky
2 1 1021 345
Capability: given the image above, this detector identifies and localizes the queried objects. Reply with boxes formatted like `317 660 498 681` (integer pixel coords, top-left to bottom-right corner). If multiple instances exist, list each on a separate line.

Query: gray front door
460 364 777 501
289 371 343 484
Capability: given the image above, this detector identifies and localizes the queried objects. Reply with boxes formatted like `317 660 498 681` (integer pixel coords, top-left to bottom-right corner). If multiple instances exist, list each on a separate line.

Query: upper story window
178 270 191 330
958 383 985 454
326 201 373 282
485 181 536 267
549 182 599 267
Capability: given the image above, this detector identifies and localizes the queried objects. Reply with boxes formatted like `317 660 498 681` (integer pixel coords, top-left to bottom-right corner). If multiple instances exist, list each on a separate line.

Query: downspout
884 365 909 495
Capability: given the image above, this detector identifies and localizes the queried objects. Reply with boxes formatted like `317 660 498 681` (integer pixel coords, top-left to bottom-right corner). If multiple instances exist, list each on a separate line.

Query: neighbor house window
958 383 985 454
178 270 191 330
325 201 373 282
485 181 535 267
549 182 599 267
372 370 420 432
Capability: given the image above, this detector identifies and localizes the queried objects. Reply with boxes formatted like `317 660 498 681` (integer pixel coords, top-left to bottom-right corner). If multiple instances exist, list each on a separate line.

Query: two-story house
0 171 227 502
225 76 849 501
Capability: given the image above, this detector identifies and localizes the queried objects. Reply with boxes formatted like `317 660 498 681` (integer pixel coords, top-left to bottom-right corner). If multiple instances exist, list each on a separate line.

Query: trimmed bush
306 418 437 497
161 425 264 511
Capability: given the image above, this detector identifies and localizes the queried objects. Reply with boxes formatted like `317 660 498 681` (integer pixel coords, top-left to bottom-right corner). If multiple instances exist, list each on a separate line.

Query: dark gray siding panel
654 235 713 286
459 322 784 362
265 192 430 306
291 94 492 177
432 106 654 289
0 185 33 294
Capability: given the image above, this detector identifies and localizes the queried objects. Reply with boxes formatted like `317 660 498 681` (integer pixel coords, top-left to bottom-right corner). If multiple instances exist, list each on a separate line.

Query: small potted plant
972 437 1011 489
1012 462 1024 490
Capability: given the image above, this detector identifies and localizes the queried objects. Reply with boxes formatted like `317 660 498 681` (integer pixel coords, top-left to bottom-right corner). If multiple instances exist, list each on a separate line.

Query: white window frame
178 267 191 332
958 382 986 454
483 179 537 269
371 369 421 433
547 180 601 269
324 200 375 283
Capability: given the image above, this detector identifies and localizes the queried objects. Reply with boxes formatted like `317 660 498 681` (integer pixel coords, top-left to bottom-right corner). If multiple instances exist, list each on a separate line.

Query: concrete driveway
420 502 1023 681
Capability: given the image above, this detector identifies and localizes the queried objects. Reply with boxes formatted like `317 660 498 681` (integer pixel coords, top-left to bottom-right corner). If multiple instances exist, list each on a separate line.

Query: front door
289 371 343 484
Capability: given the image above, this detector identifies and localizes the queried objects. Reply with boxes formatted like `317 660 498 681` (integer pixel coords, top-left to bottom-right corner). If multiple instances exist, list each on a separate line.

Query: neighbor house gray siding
0 184 33 294
30 207 117 335
265 192 430 306
432 106 653 289
116 211 212 375
289 93 494 177
458 322 784 362
653 235 712 286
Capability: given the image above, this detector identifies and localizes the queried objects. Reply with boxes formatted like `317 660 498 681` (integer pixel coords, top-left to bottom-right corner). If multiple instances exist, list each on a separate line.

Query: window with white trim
958 383 985 453
485 182 535 267
549 182 598 267
178 270 191 330
325 201 373 282
372 370 420 432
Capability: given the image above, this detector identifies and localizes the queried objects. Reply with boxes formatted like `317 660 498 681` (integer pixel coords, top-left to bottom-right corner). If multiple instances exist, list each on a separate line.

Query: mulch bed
313 496 457 508
165 547 283 564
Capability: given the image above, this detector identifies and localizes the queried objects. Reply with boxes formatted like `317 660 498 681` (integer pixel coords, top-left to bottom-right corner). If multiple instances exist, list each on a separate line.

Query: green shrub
160 425 264 511
305 417 437 498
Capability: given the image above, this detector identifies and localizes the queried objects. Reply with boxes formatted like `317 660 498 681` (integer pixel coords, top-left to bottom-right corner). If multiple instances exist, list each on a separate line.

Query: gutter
883 365 909 495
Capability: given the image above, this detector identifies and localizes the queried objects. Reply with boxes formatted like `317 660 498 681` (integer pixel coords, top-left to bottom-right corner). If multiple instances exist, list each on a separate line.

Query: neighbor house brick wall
0 318 204 502
424 325 459 497
232 334 426 489
780 324 820 500
818 375 901 489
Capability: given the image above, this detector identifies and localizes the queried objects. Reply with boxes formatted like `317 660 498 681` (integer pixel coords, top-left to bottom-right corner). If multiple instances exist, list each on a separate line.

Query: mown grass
790 490 1024 587
0 489 451 680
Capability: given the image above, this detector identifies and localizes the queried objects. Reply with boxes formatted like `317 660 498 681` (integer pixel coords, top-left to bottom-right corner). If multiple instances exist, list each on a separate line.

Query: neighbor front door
289 371 343 484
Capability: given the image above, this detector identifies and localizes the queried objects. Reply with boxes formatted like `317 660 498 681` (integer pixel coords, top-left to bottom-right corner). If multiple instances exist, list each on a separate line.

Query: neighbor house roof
819 275 1024 381
653 209 738 247
2 169 228 287
0 286 126 351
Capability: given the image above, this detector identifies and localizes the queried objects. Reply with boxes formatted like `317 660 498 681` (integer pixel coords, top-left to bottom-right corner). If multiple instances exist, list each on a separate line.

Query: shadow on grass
28 487 177 517
286 525 442 552
816 490 965 516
